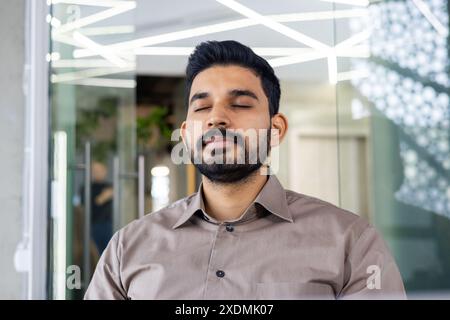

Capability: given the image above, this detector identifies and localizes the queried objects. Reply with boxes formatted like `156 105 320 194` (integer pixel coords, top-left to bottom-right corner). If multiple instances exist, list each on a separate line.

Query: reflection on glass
80 162 113 254
48 1 138 299
337 0 450 295
51 131 67 300
151 166 170 212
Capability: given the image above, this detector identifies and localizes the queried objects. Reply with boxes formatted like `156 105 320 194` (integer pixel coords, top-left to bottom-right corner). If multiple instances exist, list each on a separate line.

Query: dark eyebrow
189 92 210 105
229 89 259 101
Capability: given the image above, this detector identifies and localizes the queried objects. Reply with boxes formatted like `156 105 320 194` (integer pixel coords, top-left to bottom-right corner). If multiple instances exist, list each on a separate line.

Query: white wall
0 0 26 299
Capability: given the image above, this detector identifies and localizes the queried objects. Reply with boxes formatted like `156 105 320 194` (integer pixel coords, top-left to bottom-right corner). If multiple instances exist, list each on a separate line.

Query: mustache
196 127 245 149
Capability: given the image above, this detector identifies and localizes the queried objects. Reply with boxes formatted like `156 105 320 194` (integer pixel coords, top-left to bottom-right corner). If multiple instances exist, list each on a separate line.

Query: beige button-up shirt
84 175 406 300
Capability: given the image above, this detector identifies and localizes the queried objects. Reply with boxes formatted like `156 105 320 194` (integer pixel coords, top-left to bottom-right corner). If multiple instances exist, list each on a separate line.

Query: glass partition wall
47 0 450 299
48 0 138 299
335 0 450 297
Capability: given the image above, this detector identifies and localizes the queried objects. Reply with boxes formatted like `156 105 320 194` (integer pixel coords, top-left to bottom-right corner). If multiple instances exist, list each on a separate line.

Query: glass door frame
19 0 51 300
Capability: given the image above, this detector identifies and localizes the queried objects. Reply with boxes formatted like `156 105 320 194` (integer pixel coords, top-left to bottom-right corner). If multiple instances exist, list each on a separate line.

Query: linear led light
319 0 369 7
50 0 133 8
66 78 137 88
80 25 135 36
241 47 316 57
134 47 194 56
133 46 369 73
334 29 371 50
215 0 329 51
336 69 369 82
54 34 138 68
52 33 86 48
74 9 367 58
336 45 370 58
51 67 134 83
52 59 122 68
58 31 133 62
73 31 128 68
51 17 61 28
133 44 368 74
412 0 448 37
268 51 329 68
327 54 338 84
46 15 62 28
134 45 369 58
74 18 255 58
272 9 368 22
134 47 316 57
52 1 136 36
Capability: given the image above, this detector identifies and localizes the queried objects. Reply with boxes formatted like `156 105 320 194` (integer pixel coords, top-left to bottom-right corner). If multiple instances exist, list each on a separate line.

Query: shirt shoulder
114 194 196 247
284 189 371 243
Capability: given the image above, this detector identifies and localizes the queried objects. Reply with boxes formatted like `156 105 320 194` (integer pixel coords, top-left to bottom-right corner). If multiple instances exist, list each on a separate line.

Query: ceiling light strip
66 78 137 88
74 18 255 58
334 29 371 50
51 67 134 83
134 45 369 59
268 52 329 68
73 31 128 67
50 0 133 8
52 2 136 36
272 9 368 22
319 0 369 7
327 54 338 84
52 59 119 68
80 25 135 36
216 0 329 51
74 9 366 58
336 69 369 82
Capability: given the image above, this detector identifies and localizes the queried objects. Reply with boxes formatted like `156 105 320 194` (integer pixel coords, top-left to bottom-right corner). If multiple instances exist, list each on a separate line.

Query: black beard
190 127 271 184
195 162 263 184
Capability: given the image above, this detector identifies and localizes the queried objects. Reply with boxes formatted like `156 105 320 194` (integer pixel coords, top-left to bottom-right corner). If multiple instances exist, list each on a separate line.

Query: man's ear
180 121 188 147
270 113 288 147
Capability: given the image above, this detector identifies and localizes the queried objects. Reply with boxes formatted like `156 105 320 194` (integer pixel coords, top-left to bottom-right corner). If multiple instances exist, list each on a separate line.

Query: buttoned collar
172 175 294 229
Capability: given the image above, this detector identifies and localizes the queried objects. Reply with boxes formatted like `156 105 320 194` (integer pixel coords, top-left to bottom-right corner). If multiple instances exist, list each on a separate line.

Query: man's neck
201 171 269 222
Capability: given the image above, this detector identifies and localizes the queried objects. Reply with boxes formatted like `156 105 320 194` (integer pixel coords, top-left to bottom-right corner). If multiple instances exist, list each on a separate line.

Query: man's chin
194 163 263 184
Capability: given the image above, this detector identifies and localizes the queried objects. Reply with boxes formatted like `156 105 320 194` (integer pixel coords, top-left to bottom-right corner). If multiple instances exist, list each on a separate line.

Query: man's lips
204 136 234 145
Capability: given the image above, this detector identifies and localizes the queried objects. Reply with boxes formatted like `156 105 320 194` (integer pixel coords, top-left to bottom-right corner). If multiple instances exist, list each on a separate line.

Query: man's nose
207 105 230 128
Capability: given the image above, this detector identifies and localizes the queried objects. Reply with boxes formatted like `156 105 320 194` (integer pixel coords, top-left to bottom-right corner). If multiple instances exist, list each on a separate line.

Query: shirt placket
203 222 240 299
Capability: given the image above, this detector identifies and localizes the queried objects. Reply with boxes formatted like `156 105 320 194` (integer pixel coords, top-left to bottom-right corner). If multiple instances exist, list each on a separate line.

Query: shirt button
216 270 225 278
225 224 234 232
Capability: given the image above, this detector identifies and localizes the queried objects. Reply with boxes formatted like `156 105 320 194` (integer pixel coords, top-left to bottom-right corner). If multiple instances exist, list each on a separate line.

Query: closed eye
231 105 252 108
194 106 212 112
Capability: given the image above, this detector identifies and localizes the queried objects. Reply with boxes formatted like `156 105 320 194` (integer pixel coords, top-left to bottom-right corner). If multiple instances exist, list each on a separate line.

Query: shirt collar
172 175 294 229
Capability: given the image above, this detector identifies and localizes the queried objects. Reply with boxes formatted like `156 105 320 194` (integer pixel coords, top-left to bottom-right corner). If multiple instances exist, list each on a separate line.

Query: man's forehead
190 65 264 98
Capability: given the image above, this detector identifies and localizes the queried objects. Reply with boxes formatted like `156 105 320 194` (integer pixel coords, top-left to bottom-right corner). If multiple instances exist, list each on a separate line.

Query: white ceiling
51 0 364 83
131 0 357 81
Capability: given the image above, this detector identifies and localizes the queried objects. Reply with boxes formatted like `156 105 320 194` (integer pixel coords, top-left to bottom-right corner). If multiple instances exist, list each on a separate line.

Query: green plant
136 106 173 152
75 97 118 163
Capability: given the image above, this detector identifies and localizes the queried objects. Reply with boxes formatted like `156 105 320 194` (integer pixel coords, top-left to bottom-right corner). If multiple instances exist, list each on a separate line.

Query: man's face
182 65 272 183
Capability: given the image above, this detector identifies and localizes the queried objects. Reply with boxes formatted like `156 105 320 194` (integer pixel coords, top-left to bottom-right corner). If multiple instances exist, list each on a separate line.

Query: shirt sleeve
338 225 407 300
84 231 128 300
